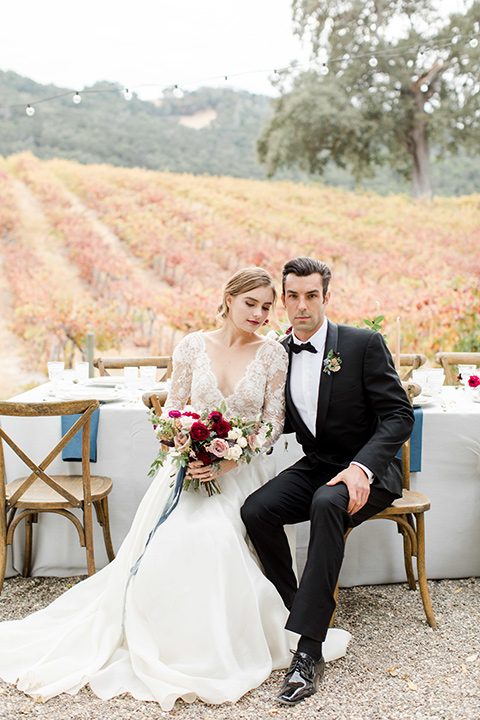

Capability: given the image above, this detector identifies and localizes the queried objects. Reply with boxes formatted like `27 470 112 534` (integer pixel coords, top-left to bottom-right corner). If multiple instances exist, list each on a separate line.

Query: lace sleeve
260 341 288 448
162 334 195 415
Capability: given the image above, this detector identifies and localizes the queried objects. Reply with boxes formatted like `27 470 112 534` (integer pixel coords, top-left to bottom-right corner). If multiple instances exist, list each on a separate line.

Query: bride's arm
162 336 194 415
259 342 288 448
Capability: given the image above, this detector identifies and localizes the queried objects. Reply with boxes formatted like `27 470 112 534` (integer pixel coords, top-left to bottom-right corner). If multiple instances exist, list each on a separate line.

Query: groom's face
282 273 330 341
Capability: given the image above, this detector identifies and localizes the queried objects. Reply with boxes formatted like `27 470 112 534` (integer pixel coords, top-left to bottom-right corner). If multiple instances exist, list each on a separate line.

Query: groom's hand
326 465 370 515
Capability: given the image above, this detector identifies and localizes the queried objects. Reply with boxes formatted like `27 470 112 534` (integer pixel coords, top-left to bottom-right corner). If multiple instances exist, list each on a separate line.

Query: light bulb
173 85 184 99
26 105 35 116
369 57 378 67
73 92 82 104
123 88 133 101
320 63 329 75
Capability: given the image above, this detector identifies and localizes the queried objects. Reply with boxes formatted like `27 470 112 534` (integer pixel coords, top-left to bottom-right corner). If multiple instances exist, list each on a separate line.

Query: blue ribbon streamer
129 465 186 576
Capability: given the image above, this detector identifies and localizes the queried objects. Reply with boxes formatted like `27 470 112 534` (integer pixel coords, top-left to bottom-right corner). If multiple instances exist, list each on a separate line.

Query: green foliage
1 68 480 195
258 0 480 197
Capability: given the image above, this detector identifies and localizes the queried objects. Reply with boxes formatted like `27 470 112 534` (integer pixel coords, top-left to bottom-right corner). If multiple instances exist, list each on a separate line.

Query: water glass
47 361 65 391
457 364 477 386
124 366 139 399
75 361 90 383
140 365 156 390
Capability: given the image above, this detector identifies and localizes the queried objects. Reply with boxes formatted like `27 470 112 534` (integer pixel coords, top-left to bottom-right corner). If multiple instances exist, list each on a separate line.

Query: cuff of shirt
350 461 374 484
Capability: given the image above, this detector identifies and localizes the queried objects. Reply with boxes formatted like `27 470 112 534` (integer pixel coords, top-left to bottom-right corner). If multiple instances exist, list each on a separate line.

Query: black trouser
241 456 397 642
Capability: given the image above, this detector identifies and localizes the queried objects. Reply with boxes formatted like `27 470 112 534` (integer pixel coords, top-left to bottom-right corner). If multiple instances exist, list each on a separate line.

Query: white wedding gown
0 332 350 710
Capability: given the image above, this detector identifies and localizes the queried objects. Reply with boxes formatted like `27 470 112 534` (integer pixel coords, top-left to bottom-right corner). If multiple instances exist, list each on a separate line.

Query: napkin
61 407 100 462
396 407 423 472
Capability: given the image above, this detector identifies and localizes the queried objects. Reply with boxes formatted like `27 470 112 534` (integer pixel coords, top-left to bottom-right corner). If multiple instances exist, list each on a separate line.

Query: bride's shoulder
257 337 289 369
173 331 204 358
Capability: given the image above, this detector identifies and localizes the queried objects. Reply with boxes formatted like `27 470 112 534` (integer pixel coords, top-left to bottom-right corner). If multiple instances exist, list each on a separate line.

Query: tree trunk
410 128 432 200
410 92 433 200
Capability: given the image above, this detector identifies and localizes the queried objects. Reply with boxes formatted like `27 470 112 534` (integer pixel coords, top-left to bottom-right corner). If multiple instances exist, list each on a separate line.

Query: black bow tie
291 341 317 354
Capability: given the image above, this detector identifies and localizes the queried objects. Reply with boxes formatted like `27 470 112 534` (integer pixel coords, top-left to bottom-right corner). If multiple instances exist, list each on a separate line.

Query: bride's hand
186 459 236 482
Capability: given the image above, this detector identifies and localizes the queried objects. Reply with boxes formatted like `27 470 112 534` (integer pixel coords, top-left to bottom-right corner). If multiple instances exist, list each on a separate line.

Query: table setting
3 359 480 586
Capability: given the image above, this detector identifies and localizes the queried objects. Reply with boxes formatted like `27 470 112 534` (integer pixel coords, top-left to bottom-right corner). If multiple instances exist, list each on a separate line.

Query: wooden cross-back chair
398 353 428 380
331 381 436 629
94 356 172 380
434 351 480 385
0 400 115 593
142 391 168 416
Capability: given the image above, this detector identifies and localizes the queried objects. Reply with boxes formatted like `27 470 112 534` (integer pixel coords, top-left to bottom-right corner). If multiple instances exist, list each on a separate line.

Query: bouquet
149 402 273 496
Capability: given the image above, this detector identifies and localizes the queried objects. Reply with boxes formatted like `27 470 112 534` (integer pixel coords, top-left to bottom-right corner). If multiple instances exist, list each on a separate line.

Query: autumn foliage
1 152 479 371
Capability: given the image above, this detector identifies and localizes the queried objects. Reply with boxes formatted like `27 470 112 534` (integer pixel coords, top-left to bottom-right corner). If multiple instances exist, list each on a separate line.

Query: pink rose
174 433 191 453
168 410 182 418
468 375 480 388
206 438 229 458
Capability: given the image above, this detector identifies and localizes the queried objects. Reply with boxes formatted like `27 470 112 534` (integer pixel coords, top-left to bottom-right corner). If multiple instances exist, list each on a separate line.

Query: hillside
0 153 479 398
1 69 480 196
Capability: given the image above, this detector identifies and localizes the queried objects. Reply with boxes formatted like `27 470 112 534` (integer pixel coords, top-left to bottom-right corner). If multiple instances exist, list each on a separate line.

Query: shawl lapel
315 319 338 438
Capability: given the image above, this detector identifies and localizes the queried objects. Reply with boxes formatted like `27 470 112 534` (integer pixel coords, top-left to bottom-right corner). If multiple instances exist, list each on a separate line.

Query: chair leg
23 514 34 578
0 512 7 595
94 499 115 562
415 513 436 628
401 523 416 591
329 577 340 628
83 502 96 576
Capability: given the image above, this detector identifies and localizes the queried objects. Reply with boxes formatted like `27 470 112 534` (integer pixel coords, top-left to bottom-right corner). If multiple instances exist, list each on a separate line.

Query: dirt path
0 177 181 399
0 178 94 398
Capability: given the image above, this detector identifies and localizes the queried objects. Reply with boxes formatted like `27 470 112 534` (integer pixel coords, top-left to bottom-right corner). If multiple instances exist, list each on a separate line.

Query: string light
3 29 478 114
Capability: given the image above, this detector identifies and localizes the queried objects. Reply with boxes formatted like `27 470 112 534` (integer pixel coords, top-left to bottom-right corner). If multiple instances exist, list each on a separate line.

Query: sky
0 0 311 100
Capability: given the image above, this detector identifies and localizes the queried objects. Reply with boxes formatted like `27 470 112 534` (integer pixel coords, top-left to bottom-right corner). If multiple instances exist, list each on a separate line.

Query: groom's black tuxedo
282 320 413 497
242 320 414 643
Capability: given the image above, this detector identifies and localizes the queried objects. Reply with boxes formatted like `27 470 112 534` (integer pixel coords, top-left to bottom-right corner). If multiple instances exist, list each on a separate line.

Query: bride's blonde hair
217 267 277 321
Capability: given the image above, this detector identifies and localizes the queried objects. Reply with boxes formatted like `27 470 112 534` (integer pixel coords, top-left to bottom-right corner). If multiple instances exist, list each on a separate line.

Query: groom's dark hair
282 257 332 299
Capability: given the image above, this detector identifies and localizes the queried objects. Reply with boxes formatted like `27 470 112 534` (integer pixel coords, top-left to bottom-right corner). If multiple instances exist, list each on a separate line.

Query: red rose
214 419 232 438
468 375 480 388
208 411 223 423
190 422 210 441
196 449 213 465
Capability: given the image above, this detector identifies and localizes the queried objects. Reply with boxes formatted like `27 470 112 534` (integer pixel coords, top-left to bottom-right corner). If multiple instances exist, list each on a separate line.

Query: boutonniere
323 349 342 375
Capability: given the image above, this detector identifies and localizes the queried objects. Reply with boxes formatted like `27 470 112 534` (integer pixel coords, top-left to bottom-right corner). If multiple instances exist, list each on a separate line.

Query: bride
0 267 349 711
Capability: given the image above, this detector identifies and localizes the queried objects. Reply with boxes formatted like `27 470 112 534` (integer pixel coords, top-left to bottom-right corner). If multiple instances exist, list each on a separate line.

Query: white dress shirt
289 319 373 482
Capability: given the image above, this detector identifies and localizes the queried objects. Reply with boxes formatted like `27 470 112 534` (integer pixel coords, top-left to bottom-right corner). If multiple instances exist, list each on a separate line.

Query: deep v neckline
198 332 266 401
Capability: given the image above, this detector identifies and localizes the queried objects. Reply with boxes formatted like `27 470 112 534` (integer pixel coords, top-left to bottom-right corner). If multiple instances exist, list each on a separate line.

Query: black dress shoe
277 650 325 705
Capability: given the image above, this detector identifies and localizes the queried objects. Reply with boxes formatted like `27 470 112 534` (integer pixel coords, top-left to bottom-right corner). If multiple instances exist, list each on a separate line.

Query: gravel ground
0 576 478 720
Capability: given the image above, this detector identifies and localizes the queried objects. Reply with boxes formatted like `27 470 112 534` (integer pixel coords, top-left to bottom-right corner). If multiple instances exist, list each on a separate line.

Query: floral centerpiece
149 403 273 496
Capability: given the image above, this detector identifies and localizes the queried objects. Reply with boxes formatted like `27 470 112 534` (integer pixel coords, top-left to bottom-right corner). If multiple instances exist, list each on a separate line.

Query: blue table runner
396 406 423 472
61 407 100 462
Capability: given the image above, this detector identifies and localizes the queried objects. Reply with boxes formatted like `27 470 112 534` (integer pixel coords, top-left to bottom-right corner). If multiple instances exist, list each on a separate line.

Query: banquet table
3 384 480 585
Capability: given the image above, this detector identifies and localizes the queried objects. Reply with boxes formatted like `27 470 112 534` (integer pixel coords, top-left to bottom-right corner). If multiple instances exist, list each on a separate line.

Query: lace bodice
163 331 288 447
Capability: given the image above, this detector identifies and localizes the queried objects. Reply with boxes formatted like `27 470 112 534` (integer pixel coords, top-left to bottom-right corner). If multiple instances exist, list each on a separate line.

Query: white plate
413 395 436 407
53 388 127 403
84 377 125 387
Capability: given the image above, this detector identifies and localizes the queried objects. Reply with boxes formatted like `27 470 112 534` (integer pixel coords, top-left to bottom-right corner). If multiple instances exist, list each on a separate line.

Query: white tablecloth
4 385 480 584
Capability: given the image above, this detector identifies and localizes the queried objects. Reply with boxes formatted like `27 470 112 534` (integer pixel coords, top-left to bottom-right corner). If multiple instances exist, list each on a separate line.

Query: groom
241 257 414 705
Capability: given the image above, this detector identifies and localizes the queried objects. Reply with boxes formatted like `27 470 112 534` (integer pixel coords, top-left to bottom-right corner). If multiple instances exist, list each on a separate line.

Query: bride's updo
217 267 277 321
